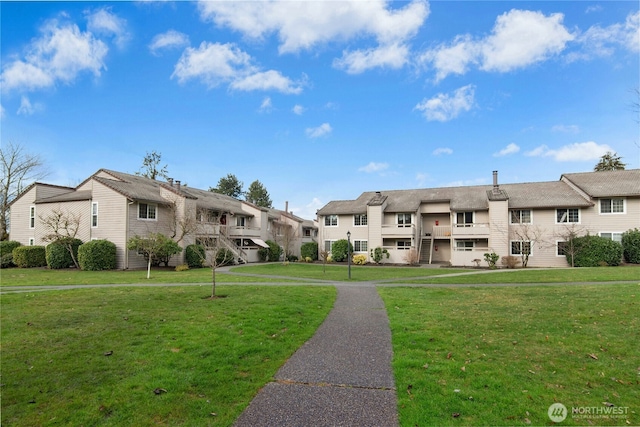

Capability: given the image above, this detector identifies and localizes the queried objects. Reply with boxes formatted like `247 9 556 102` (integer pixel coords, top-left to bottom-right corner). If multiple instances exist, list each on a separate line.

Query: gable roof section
35 190 92 204
561 169 640 198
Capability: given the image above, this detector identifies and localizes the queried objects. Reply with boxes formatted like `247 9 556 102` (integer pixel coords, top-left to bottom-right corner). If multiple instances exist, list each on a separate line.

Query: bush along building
316 169 640 268
10 169 317 269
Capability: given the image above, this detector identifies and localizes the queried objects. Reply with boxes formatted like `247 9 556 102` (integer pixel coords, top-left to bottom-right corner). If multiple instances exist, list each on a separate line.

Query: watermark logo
548 403 568 422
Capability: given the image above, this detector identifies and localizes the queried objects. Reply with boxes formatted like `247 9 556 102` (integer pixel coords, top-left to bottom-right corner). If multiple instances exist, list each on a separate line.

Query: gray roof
316 172 614 215
35 190 92 204
562 169 640 198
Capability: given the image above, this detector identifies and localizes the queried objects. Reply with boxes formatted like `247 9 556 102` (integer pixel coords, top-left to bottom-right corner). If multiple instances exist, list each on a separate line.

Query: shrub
331 239 352 262
78 240 117 271
484 252 499 269
12 246 47 268
501 256 520 269
352 254 367 265
46 238 83 269
621 228 640 264
258 240 283 262
370 247 389 264
304 256 313 263
185 244 205 268
287 254 298 262
0 241 21 268
570 235 623 267
175 264 189 272
300 242 318 261
216 248 235 266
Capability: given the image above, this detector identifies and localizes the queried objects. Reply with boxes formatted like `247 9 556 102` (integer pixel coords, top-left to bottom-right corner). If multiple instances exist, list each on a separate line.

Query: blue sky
2 1 638 220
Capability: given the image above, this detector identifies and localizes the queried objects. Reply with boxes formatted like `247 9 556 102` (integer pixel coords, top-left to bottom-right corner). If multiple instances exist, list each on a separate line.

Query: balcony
451 223 490 238
227 226 261 238
381 223 415 237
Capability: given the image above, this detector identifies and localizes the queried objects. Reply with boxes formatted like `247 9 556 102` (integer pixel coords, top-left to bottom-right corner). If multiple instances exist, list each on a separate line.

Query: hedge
12 246 47 268
621 228 640 264
0 241 21 268
185 244 205 268
331 239 352 262
46 238 83 269
258 240 283 262
569 235 623 267
78 240 117 271
300 242 318 261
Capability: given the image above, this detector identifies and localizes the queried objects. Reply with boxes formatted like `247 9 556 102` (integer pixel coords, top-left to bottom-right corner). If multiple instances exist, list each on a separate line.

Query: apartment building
10 169 317 269
316 170 640 267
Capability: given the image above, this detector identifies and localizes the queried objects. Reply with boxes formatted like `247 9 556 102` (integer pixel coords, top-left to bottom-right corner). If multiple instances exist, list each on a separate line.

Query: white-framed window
600 198 625 214
353 240 368 252
599 232 623 243
397 240 411 250
138 203 157 220
556 241 568 257
29 206 36 229
556 208 579 224
456 240 474 251
236 216 246 227
324 215 338 227
354 214 367 226
91 202 98 227
397 213 411 227
324 240 336 252
510 209 532 224
28 238 35 246
511 240 532 256
456 211 473 226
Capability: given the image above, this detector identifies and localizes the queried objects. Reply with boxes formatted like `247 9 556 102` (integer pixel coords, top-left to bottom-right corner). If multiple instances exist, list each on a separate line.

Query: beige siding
367 205 383 258
8 186 38 245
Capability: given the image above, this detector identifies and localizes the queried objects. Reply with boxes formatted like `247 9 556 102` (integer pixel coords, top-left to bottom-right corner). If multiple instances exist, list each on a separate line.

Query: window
511 241 532 256
456 211 473 226
91 202 98 227
397 213 411 227
304 228 311 237
354 214 367 226
510 209 531 224
354 240 368 252
556 208 579 224
324 215 338 227
236 216 246 227
397 240 411 250
456 240 474 251
599 232 623 243
557 241 567 256
600 198 625 214
138 203 157 220
324 240 335 252
29 206 35 229
28 238 35 246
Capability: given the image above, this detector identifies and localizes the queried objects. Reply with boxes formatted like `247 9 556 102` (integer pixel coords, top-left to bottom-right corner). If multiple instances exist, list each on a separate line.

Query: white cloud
258 97 273 113
230 70 304 94
414 84 475 122
17 96 43 115
0 19 108 93
334 43 410 74
0 104 5 119
551 124 580 133
149 30 189 55
493 143 520 157
419 9 574 81
525 141 612 161
86 8 130 49
292 104 305 115
197 0 429 73
172 42 303 94
432 147 453 155
570 11 640 60
585 5 603 14
415 172 430 186
290 197 324 221
305 123 332 138
358 162 389 173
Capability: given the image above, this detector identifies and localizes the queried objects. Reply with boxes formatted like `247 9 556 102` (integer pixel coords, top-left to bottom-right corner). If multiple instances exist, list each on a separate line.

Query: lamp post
347 230 351 279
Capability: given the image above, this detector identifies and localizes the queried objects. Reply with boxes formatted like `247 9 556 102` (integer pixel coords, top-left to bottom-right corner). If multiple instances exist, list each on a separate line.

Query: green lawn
379 284 640 426
1 285 335 426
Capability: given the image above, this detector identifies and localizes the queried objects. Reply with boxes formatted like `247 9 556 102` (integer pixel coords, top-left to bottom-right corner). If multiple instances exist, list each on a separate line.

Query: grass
379 284 640 426
1 285 335 426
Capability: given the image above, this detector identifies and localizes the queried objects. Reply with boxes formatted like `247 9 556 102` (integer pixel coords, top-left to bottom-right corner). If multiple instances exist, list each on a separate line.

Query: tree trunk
211 267 216 297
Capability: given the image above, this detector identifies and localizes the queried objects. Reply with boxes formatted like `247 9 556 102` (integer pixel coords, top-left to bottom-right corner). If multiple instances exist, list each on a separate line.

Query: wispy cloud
149 30 189 55
415 85 475 122
551 124 580 133
358 162 389 173
432 147 453 155
17 96 43 115
525 141 612 161
306 123 332 138
258 97 272 113
493 143 520 157
86 7 130 49
292 104 305 115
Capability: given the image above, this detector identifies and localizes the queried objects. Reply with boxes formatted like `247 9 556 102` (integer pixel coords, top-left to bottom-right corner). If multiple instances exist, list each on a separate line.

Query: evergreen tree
594 151 626 171
136 150 169 180
210 174 244 198
246 180 273 208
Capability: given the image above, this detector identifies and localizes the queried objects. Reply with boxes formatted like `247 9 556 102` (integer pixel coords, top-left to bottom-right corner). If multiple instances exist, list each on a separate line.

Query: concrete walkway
233 285 398 427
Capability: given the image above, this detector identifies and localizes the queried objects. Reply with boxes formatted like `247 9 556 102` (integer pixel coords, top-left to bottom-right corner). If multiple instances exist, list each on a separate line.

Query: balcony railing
381 223 415 237
227 226 261 237
452 223 490 237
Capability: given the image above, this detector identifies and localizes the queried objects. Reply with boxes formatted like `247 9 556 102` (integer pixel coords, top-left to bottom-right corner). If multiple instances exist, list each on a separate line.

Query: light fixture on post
347 230 351 279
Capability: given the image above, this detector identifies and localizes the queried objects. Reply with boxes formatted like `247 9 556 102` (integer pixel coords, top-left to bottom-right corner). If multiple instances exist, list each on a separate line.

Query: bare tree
39 208 82 268
510 224 546 267
554 224 588 268
164 195 198 244
320 249 330 274
1 142 49 240
271 215 297 261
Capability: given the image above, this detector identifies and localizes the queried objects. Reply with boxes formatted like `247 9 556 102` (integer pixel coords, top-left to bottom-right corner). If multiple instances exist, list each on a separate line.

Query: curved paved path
233 284 398 427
